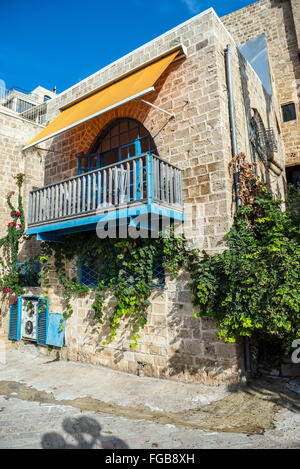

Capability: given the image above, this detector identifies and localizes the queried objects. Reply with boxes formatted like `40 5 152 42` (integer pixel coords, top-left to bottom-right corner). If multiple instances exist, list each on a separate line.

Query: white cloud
181 0 204 14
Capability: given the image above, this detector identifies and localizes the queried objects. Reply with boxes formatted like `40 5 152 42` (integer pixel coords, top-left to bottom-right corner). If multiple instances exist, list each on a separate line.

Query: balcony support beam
27 203 184 241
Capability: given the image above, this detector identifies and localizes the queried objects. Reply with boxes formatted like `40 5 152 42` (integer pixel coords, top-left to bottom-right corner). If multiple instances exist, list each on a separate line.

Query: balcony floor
27 202 184 241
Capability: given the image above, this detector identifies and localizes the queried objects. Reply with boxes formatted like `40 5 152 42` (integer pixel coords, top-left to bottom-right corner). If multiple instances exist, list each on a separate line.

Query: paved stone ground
0 348 299 449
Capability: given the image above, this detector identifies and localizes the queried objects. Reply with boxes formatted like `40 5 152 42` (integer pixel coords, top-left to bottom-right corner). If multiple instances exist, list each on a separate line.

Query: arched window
249 109 278 164
249 110 267 163
78 118 157 175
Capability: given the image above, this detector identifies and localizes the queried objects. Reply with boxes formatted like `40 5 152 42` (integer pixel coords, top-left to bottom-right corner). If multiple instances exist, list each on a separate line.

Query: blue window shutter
37 297 49 346
8 297 22 340
46 313 66 347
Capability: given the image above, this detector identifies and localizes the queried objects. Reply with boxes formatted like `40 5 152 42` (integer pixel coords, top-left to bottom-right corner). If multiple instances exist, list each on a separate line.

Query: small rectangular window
77 257 165 288
281 103 296 122
152 258 165 287
16 262 40 287
80 261 99 287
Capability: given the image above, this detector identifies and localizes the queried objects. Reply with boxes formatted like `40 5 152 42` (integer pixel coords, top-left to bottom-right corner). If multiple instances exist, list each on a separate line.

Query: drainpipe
225 44 241 210
224 44 251 374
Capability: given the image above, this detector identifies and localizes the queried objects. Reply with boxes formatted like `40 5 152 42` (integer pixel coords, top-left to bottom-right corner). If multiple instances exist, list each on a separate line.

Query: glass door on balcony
77 154 103 211
95 118 157 204
77 118 157 207
95 118 156 163
119 135 142 200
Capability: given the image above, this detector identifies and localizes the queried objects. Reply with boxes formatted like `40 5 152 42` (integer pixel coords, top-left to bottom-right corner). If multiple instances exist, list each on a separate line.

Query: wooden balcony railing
28 154 183 226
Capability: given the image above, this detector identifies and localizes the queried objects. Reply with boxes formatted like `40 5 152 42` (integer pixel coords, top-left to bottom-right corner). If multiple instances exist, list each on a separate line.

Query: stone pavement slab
0 395 299 449
0 348 229 412
0 348 299 449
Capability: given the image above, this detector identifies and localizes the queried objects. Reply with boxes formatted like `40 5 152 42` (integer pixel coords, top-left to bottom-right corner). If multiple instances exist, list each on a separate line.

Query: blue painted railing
28 154 183 226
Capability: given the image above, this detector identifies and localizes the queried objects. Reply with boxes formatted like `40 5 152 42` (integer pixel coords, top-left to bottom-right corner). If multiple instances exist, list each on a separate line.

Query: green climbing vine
38 164 300 352
188 156 300 353
2 164 298 353
0 173 33 302
39 235 170 347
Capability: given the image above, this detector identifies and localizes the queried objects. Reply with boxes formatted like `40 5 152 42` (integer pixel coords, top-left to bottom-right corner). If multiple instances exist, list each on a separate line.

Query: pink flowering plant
0 173 31 298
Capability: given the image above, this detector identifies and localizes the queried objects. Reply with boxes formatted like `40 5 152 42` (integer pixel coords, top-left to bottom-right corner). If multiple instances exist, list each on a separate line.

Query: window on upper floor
249 111 267 163
77 118 157 175
281 103 296 122
249 109 278 163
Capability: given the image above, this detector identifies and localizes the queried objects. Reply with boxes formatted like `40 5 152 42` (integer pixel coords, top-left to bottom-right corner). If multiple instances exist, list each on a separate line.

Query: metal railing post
146 154 153 204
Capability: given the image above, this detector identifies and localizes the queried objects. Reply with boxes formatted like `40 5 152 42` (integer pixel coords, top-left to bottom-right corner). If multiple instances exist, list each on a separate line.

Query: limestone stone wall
212 14 286 204
291 0 300 48
24 10 242 384
0 108 45 234
1 8 286 384
0 107 45 332
222 0 300 167
34 263 241 385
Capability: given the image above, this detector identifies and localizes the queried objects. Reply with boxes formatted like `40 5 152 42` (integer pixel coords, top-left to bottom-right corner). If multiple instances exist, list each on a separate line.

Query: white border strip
22 87 155 150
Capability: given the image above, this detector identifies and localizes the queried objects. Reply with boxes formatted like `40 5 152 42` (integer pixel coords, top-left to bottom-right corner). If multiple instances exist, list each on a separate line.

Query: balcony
0 86 48 125
27 154 183 241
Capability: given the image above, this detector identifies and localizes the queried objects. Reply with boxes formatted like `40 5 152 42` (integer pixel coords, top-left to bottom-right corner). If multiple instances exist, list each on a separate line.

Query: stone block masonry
0 6 287 384
222 0 300 168
0 107 46 332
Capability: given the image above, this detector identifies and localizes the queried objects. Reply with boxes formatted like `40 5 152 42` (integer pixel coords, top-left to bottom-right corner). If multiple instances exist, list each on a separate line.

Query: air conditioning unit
21 297 39 341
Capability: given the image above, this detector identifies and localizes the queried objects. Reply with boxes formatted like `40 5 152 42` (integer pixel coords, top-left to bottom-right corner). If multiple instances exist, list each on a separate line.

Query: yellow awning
23 50 180 150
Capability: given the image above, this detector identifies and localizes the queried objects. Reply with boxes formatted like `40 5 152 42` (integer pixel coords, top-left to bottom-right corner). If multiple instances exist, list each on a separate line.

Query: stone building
0 1 296 384
223 0 300 184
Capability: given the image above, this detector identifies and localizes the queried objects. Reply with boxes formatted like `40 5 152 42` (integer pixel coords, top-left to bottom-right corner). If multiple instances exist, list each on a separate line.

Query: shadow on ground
1 375 299 439
228 376 300 414
41 416 129 449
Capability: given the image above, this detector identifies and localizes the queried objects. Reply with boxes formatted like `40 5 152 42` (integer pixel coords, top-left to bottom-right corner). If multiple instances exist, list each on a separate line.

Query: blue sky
0 0 253 94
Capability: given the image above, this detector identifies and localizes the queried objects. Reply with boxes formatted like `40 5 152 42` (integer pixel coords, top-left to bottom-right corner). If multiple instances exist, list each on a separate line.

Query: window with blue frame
77 153 103 175
249 111 267 162
79 260 100 287
77 118 157 175
151 257 165 287
76 255 165 288
16 262 40 287
281 103 296 123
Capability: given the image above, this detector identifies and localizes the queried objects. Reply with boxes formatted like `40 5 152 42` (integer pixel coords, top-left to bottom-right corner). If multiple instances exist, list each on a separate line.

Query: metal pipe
136 99 175 117
225 44 241 210
225 44 251 373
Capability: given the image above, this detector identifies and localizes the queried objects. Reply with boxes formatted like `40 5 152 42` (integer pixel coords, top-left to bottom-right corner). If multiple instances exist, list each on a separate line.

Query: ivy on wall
1 162 299 353
0 173 32 302
189 155 300 352
39 162 300 352
40 235 173 347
